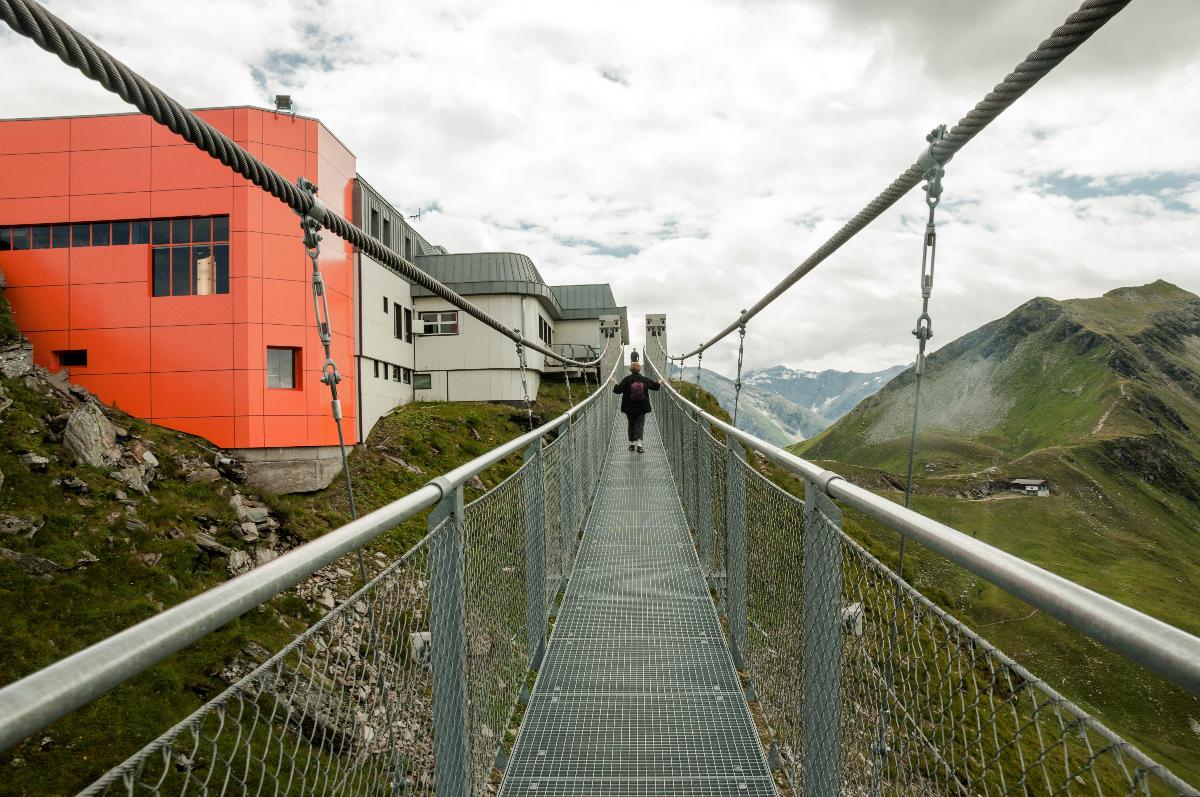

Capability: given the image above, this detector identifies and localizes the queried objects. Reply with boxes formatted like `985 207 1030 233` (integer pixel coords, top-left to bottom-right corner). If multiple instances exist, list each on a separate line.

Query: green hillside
794 280 1200 783
0 281 580 796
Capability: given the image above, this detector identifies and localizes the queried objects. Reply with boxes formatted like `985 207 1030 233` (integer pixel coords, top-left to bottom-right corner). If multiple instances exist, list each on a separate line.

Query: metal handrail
644 348 1200 696
0 356 621 753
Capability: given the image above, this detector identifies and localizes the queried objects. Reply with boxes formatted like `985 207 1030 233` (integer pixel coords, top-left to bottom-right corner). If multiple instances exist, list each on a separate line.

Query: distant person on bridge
611 361 659 454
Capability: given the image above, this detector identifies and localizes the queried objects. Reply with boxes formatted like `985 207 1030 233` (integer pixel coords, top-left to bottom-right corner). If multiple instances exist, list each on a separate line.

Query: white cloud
4 0 1199 375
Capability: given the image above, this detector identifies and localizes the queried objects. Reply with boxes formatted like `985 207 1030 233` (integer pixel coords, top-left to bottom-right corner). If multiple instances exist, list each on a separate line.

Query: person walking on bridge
611 361 660 454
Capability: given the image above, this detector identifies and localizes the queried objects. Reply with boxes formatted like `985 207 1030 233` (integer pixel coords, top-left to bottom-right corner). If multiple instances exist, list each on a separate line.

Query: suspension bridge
0 0 1198 794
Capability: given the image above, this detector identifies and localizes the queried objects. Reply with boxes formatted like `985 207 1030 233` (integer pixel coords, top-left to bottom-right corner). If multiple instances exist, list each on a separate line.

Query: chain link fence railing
0 371 620 797
652 374 1199 797
80 523 444 797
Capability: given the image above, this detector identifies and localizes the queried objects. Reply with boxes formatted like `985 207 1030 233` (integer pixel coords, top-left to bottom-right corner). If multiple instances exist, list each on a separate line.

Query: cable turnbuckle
922 125 948 209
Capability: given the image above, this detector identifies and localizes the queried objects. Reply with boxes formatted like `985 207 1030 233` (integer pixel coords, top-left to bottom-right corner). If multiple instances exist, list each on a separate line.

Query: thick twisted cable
675 0 1130 360
0 0 603 370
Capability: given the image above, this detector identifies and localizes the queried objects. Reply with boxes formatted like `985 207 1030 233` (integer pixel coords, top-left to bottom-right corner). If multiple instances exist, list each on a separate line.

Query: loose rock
64 402 121 468
75 550 100 568
18 452 49 472
0 515 40 537
186 467 222 484
195 532 232 556
0 548 62 578
227 548 253 575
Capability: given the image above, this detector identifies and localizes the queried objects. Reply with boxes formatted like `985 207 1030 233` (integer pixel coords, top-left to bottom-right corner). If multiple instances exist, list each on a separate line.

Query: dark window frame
414 372 433 390
418 310 459 335
266 347 300 390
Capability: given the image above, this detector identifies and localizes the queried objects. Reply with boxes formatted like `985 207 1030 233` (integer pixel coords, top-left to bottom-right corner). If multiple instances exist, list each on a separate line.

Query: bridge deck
499 416 777 796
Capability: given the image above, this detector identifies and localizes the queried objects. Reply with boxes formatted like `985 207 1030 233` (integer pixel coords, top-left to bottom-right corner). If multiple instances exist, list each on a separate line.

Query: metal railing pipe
645 353 1200 695
0 485 441 753
0 360 620 754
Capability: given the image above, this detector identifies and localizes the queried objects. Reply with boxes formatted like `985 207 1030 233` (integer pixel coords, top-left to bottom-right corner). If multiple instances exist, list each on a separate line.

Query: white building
351 179 626 432
411 254 628 402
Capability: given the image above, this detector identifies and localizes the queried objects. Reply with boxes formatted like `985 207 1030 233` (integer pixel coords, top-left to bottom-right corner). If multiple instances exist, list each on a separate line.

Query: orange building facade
0 108 358 452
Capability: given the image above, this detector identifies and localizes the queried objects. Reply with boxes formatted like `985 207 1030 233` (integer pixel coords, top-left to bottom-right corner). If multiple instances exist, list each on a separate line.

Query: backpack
628 379 646 402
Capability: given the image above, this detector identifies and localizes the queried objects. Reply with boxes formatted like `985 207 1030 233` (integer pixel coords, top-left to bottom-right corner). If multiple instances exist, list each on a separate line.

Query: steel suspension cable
870 129 947 794
731 316 748 427
674 0 1131 362
0 0 603 370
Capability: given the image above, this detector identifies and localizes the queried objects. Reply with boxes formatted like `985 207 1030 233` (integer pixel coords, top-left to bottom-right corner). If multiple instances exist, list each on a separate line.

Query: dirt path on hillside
1092 381 1128 435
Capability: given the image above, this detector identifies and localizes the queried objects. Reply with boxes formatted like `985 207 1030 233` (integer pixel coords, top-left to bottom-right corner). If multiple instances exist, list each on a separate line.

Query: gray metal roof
412 252 564 316
552 283 617 311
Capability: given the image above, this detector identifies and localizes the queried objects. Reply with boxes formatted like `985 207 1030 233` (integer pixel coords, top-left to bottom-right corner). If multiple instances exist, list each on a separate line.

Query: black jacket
613 373 660 415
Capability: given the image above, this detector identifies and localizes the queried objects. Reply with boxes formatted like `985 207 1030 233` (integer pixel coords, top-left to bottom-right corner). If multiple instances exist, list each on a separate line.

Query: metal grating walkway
498 415 777 796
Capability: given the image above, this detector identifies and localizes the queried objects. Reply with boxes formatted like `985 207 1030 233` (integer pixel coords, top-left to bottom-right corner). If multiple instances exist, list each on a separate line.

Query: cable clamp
920 125 948 209
912 312 933 343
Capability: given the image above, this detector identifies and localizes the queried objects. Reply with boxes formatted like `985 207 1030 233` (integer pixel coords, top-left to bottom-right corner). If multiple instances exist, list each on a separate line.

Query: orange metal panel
232 109 259 145
151 369 235 417
4 285 68 331
152 416 236 448
148 186 232 218
261 279 308 326
70 282 150 329
232 322 264 370
69 327 151 373
230 277 263 324
70 191 152 221
0 250 69 287
229 230 261 280
70 147 152 195
261 143 307 188
71 115 152 151
150 146 233 191
261 189 299 237
23 330 70 369
0 118 70 155
234 414 265 449
261 234 306 282
69 245 150 285
0 195 70 225
260 112 306 151
149 292 234 328
233 367 265 416
74 373 152 417
304 118 319 154
151 323 235 372
262 414 309 448
194 109 235 138
0 152 69 199
232 185 263 233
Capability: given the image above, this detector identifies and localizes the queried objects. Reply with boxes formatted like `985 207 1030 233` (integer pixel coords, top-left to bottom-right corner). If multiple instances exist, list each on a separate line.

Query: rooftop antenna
408 208 423 223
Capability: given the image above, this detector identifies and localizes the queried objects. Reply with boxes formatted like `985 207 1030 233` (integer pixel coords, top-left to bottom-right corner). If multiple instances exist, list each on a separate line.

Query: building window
54 349 88 367
403 367 411 385
373 359 380 378
404 237 412 261
403 308 413 343
392 364 402 382
32 226 51 249
538 316 553 346
414 372 432 390
394 307 403 339
370 208 380 239
266 347 299 389
151 216 230 297
419 310 459 335
383 296 389 314
382 217 391 249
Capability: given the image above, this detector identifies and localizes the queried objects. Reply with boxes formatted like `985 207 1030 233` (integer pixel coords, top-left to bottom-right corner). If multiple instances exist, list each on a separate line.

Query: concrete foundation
231 445 351 494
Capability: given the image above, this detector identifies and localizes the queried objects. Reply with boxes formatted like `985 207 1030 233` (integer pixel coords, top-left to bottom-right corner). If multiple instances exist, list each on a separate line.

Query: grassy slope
790 282 1200 783
0 361 580 797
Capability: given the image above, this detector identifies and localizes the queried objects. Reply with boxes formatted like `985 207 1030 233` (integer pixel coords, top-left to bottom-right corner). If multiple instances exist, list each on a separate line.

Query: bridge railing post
725 433 748 669
523 439 548 670
429 483 470 797
697 429 713 578
802 479 844 796
559 423 577 577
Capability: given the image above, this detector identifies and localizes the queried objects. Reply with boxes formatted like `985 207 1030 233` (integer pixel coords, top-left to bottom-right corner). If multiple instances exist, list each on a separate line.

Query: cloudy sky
4 0 1198 374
